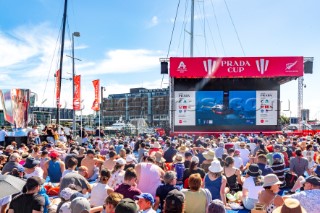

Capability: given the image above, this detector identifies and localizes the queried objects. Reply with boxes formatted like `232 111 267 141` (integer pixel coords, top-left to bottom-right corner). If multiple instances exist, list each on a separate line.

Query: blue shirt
257 163 274 176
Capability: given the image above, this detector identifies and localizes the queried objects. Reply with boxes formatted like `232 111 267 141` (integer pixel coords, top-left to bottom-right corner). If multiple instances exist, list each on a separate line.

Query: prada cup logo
203 59 217 75
256 58 269 74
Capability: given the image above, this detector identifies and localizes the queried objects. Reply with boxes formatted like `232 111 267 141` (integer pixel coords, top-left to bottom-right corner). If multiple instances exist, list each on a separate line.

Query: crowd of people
0 125 320 213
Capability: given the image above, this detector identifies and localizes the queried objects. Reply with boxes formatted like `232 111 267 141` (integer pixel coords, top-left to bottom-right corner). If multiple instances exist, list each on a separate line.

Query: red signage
170 57 304 78
91 79 100 111
55 69 61 107
73 75 81 110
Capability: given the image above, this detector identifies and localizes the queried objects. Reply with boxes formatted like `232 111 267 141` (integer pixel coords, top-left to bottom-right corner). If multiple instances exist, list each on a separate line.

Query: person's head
124 168 137 185
273 198 306 213
23 176 44 193
104 192 123 213
224 156 234 167
207 199 226 213
70 197 91 213
302 176 320 190
306 144 313 151
163 189 185 213
9 153 20 162
246 164 262 177
49 151 59 160
163 171 177 185
78 166 89 178
296 149 302 157
100 169 111 183
119 149 126 158
188 173 202 191
257 154 267 164
136 193 154 211
263 174 282 193
66 157 78 169
113 158 126 172
86 149 95 158
109 150 117 159
115 198 138 213
227 148 235 156
208 160 223 177
184 152 193 161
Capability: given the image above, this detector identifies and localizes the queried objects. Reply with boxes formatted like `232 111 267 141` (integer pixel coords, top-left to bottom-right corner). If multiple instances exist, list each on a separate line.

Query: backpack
174 163 185 184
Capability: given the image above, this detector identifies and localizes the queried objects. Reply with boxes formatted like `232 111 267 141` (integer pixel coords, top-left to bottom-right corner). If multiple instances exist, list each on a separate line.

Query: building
29 107 74 125
301 109 310 121
102 87 169 127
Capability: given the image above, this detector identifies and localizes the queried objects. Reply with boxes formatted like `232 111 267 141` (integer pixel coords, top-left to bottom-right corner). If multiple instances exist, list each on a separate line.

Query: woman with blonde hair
107 158 126 189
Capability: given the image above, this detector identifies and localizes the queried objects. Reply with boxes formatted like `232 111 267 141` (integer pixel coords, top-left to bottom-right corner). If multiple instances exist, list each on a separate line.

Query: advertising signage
170 57 304 78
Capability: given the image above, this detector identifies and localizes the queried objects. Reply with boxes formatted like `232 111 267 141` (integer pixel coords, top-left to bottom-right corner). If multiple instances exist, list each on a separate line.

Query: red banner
73 75 81 110
91 79 100 111
55 69 61 107
170 57 304 78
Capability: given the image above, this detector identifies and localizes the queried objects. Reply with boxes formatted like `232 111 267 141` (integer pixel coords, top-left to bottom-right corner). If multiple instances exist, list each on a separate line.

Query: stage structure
169 56 305 134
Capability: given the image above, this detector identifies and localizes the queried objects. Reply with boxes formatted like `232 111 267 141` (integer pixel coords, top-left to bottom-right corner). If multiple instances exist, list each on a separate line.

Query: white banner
256 90 278 125
174 91 196 126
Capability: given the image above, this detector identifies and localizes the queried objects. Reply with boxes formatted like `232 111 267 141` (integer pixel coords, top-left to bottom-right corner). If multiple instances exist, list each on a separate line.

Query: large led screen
174 90 278 127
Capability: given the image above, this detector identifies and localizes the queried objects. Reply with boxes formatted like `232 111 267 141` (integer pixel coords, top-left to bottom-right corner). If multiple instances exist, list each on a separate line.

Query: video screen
196 91 256 126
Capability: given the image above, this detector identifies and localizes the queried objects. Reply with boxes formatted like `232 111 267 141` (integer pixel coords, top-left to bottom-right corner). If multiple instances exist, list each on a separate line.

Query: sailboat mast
190 0 194 57
56 0 68 125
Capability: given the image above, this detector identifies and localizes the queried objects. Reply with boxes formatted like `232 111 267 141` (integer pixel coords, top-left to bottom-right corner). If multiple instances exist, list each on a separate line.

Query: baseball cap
303 176 320 186
191 156 199 164
134 193 154 204
272 153 282 160
50 151 59 158
164 189 185 212
70 197 90 213
115 198 138 213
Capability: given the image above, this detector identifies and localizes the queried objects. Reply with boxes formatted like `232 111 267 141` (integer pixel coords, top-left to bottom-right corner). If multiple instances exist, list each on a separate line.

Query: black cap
164 189 185 212
115 198 138 213
25 176 45 191
305 176 320 186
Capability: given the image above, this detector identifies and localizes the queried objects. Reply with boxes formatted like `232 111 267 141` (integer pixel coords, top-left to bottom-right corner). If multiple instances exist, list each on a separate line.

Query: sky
0 0 320 119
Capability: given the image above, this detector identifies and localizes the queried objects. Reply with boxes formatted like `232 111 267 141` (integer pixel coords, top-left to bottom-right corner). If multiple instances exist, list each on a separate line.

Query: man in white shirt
31 125 40 145
0 126 7 146
237 141 250 165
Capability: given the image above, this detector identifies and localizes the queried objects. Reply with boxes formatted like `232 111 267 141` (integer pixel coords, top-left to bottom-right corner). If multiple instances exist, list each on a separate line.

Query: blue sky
0 0 320 118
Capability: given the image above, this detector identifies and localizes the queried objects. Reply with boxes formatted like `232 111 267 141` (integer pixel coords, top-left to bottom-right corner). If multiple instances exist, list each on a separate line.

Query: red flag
73 75 81 110
55 69 61 108
91 79 100 111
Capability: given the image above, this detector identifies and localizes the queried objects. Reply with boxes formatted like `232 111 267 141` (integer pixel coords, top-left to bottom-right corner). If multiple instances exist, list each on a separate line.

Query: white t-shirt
90 182 112 206
24 167 44 179
243 176 263 199
234 156 244 169
0 195 11 209
237 148 250 165
302 150 315 168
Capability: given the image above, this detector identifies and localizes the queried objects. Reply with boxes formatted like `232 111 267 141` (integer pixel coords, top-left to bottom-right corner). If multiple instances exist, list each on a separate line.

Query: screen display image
196 91 256 126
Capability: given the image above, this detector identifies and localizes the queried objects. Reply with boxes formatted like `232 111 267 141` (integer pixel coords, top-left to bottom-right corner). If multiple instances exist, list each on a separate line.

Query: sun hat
23 157 40 168
246 164 262 177
203 149 216 160
263 174 283 187
191 156 199 164
173 154 184 163
273 198 306 213
153 142 161 149
125 155 136 163
70 197 91 213
178 145 189 153
208 160 223 173
116 158 126 165
115 198 138 213
134 193 154 204
60 187 78 201
154 151 166 163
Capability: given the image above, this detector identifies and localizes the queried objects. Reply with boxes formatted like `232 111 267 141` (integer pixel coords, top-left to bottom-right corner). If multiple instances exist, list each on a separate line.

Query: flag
73 75 81 110
91 79 100 111
55 69 61 108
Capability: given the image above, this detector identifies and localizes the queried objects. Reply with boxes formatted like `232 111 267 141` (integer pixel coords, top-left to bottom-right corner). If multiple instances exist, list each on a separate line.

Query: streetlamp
72 32 80 137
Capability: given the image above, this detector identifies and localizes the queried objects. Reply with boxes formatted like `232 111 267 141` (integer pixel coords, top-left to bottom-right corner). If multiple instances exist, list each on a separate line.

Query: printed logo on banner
255 59 269 74
177 61 187 73
286 61 297 70
203 59 217 75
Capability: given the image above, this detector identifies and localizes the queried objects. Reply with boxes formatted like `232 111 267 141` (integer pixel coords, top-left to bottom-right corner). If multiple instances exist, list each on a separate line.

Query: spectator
233 150 244 171
114 168 142 200
23 157 44 179
163 189 185 213
184 151 193 168
90 169 114 207
201 149 216 173
108 158 126 189
270 153 286 187
182 173 211 213
59 166 92 194
237 141 250 165
62 157 78 177
81 149 104 181
256 154 274 176
1 153 21 174
258 174 284 212
273 198 306 213
154 171 179 211
172 154 185 185
223 156 242 193
70 197 90 213
103 150 117 171
290 149 308 177
163 142 177 163
136 193 156 213
207 199 226 213
183 156 206 188
103 192 124 213
115 198 138 213
43 151 65 183
204 160 227 205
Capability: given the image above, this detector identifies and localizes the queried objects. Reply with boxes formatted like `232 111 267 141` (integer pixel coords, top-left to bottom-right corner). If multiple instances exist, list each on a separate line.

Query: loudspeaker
161 62 168 74
304 61 313 74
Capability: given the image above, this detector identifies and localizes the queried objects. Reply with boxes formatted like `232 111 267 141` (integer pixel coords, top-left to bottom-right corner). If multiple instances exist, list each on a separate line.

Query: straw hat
203 149 215 160
178 145 189 153
263 174 283 187
173 154 184 163
273 198 306 213
208 160 223 173
154 151 166 163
